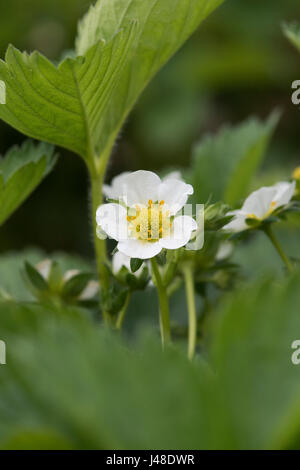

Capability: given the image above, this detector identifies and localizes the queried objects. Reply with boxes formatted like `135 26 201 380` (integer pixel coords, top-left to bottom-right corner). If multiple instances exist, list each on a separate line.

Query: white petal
242 187 276 218
163 171 183 182
112 251 131 275
103 172 131 200
160 216 197 249
96 203 128 241
223 210 248 232
117 239 162 260
273 181 296 206
158 179 194 214
121 170 161 207
79 281 99 300
63 269 80 282
216 242 233 261
36 259 52 280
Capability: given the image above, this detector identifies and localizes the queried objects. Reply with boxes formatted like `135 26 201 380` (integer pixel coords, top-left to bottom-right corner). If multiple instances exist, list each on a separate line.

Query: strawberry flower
224 181 296 233
97 170 197 259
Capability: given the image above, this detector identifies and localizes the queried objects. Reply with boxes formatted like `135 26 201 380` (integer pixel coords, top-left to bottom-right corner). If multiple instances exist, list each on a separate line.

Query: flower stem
263 225 294 274
182 264 197 360
116 291 131 330
151 258 171 346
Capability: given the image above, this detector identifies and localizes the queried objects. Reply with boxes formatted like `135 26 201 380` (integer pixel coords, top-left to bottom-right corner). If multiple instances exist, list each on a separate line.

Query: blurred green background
0 0 299 260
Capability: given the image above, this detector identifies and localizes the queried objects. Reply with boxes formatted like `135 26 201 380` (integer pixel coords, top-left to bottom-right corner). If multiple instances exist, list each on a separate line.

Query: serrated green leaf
283 22 300 52
0 141 56 225
0 0 223 162
188 112 279 205
0 25 137 160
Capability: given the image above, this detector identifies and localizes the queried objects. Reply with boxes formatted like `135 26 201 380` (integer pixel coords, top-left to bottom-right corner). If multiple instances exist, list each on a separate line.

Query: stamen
126 201 172 242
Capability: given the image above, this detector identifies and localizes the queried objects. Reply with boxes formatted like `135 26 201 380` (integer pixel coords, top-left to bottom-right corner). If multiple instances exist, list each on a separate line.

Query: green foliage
23 259 98 306
211 272 300 449
0 29 137 161
0 0 224 162
283 22 300 52
188 112 279 205
62 272 95 298
0 141 55 225
1 272 300 449
130 258 143 273
0 0 299 452
24 261 48 292
0 249 94 301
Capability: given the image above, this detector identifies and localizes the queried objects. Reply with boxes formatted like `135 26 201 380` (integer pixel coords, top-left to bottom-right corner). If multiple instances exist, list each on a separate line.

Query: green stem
90 171 109 285
151 258 171 346
166 277 182 298
163 249 180 288
182 264 197 360
264 225 294 274
116 291 131 330
88 146 114 323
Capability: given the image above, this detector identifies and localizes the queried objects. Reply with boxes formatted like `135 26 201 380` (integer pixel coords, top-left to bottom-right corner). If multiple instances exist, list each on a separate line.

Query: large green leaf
0 141 56 226
0 302 224 450
1 272 300 449
0 27 137 160
0 0 224 161
188 111 279 205
211 272 300 449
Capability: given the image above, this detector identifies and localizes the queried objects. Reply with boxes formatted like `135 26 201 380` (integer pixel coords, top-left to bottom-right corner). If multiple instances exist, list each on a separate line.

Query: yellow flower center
292 167 300 180
127 200 172 242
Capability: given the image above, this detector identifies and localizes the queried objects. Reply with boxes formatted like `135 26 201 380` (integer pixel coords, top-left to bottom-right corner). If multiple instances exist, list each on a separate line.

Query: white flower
97 170 197 260
224 181 296 233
